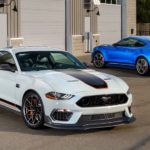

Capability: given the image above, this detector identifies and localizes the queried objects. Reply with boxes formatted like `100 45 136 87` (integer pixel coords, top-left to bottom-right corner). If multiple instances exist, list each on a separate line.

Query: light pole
65 0 72 53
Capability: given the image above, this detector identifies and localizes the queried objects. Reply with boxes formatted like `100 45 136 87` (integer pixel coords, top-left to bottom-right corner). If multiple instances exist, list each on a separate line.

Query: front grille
78 112 125 124
77 94 128 107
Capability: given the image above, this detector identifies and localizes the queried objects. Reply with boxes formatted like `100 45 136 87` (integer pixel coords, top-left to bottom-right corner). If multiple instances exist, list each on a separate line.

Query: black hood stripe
60 70 108 89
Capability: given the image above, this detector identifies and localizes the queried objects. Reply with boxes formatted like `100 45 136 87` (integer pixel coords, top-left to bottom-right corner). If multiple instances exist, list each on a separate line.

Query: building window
83 0 121 6
84 0 92 9
100 0 121 5
112 0 116 4
101 0 105 3
106 0 111 4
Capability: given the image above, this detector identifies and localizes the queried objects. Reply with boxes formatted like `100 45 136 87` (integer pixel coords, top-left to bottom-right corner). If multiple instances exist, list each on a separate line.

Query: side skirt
106 62 135 69
0 99 21 113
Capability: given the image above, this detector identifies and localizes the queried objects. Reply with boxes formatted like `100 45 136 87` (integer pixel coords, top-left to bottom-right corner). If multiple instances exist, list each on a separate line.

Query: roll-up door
98 4 121 44
20 0 65 49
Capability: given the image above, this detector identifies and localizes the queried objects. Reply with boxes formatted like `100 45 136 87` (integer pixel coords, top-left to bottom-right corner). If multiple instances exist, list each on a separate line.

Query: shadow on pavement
128 135 150 150
0 107 135 137
77 54 150 78
88 64 148 78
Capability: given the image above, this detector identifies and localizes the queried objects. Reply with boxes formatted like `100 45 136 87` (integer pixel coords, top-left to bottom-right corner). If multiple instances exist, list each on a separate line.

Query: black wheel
93 52 105 68
136 57 149 75
22 91 44 129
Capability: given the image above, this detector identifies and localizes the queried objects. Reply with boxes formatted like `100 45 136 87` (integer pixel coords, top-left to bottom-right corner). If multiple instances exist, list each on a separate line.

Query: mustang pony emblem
101 96 112 103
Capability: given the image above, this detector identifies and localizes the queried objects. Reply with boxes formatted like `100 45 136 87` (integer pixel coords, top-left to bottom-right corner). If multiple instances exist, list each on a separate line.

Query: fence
137 23 150 35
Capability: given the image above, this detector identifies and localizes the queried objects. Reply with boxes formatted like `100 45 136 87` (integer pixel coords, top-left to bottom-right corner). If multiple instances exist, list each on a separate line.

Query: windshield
16 51 86 71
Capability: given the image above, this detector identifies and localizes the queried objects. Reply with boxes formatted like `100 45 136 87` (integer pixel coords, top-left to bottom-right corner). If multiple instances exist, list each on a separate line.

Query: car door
0 51 18 104
107 38 141 64
120 38 146 64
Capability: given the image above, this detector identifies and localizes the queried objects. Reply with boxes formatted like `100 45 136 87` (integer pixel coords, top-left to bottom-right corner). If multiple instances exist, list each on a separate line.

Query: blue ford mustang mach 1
92 36 150 75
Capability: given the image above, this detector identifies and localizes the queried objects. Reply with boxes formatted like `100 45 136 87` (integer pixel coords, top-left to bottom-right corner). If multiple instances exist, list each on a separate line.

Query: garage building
0 0 136 55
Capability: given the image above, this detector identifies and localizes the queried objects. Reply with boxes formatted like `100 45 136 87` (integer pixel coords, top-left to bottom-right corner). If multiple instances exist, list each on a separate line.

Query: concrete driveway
0 54 150 150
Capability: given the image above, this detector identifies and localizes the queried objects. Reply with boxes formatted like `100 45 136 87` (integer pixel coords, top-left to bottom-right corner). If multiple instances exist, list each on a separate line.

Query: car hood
24 69 128 95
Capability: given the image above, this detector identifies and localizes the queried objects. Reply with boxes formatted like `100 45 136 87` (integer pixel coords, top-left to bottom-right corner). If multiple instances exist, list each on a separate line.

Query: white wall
20 0 65 49
0 14 7 48
98 4 121 44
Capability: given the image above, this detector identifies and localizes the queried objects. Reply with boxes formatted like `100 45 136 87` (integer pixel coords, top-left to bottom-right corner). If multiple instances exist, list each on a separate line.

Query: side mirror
0 64 15 72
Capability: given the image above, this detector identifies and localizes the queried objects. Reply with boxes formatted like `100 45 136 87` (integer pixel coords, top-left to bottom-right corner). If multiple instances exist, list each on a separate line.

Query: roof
0 46 65 54
129 36 150 42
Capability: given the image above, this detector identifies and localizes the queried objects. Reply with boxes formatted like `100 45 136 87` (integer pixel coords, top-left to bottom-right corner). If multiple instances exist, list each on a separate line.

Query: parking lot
0 54 150 150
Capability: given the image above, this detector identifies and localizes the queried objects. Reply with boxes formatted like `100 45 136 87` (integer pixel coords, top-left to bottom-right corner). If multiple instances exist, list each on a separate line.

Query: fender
92 46 109 62
15 74 54 106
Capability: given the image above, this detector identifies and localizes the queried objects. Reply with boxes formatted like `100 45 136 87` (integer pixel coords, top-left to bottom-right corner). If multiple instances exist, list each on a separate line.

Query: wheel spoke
94 53 105 68
23 94 43 126
136 58 148 75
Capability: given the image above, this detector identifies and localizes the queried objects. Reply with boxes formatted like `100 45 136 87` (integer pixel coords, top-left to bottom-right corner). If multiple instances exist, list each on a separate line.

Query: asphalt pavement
0 54 150 150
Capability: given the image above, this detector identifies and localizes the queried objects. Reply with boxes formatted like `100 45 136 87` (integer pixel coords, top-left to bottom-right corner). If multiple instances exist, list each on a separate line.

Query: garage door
20 0 65 49
0 14 7 48
98 4 121 44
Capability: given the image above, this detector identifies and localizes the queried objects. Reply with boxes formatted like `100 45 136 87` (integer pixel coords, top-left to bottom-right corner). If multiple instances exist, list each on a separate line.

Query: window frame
16 51 86 72
115 38 146 47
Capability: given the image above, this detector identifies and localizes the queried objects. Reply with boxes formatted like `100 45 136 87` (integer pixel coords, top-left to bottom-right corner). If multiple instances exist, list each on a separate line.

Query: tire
22 91 44 129
136 57 149 76
93 52 106 68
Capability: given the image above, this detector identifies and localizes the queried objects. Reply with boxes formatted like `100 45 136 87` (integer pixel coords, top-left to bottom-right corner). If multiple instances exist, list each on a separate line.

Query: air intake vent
51 109 73 121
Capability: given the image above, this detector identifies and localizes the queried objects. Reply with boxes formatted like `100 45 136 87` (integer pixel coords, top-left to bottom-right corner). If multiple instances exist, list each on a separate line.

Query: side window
134 40 145 47
0 51 17 71
124 39 137 47
116 39 131 47
116 38 145 47
125 39 145 47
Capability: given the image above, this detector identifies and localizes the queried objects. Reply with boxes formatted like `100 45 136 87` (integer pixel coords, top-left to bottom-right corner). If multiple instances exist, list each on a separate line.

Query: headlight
127 89 131 95
46 92 74 100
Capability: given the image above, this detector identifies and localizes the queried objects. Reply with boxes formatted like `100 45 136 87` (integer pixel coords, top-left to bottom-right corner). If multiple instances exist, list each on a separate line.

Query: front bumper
43 92 135 130
44 114 135 130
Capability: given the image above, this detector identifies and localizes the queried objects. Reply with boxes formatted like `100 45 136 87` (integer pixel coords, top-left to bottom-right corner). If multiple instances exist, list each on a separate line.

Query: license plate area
91 112 124 121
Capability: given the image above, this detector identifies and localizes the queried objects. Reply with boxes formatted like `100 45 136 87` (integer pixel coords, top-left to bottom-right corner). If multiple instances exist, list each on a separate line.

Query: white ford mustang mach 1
0 47 135 130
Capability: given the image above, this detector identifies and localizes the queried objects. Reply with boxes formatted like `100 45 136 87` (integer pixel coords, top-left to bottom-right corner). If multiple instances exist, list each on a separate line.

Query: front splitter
44 116 136 130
